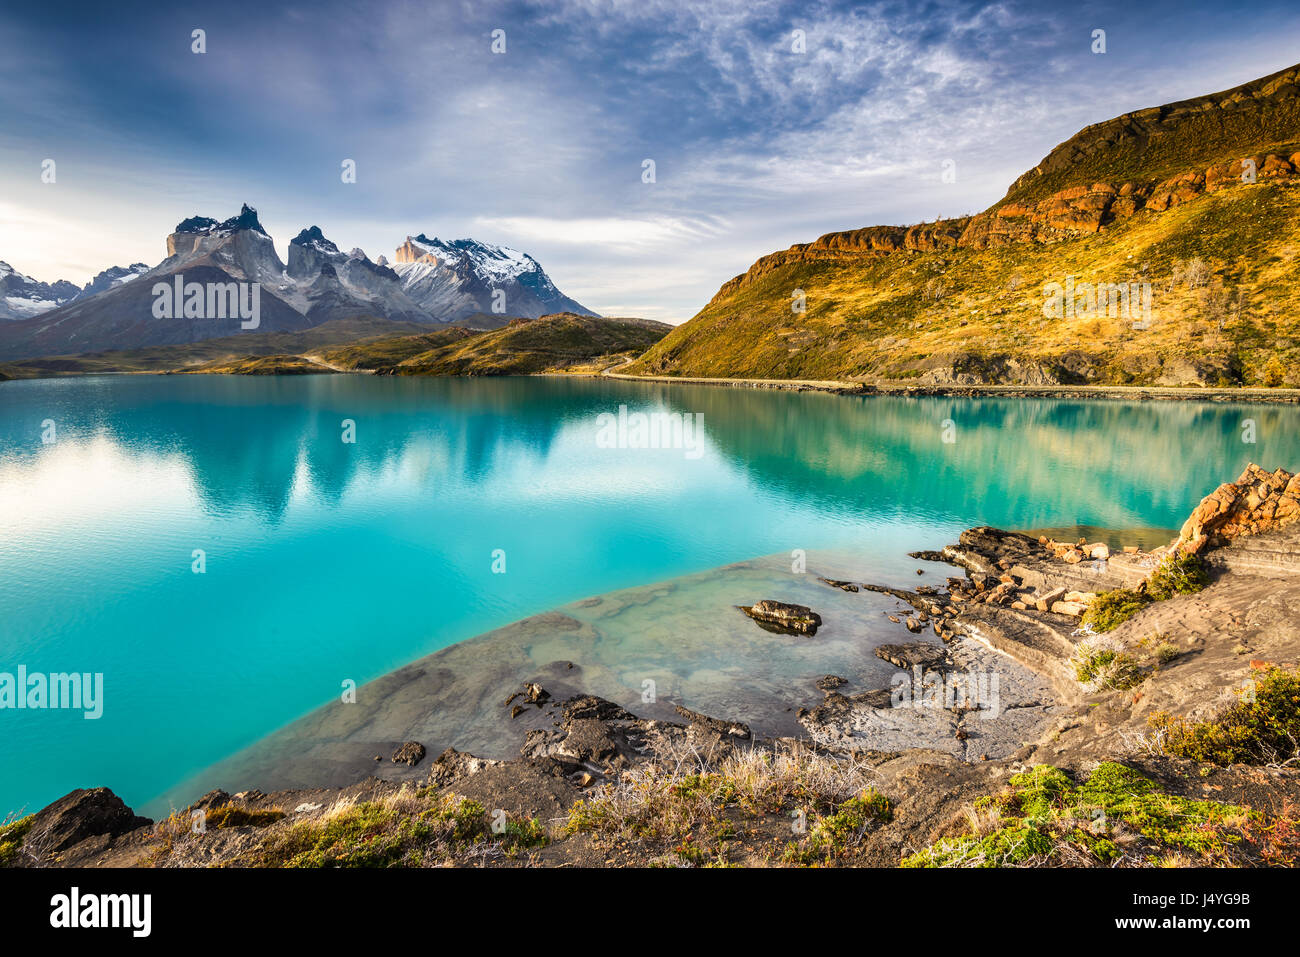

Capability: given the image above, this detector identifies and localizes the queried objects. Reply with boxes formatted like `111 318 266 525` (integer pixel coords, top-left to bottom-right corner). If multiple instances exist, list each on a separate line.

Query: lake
1 373 1297 818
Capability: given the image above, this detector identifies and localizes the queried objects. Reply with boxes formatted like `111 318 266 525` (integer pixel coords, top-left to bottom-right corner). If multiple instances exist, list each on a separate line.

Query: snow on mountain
392 233 597 322
0 261 80 320
0 205 598 356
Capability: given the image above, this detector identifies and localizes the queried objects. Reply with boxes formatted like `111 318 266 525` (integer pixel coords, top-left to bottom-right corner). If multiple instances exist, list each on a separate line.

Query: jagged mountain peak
291 226 340 254
175 203 268 237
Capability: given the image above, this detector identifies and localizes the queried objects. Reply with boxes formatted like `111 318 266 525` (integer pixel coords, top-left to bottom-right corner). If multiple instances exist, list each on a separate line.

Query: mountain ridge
0 208 597 360
629 60 1300 388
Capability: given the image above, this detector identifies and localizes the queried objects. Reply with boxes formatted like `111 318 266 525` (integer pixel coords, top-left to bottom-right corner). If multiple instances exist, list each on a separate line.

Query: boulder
741 600 822 635
391 741 427 766
24 788 151 854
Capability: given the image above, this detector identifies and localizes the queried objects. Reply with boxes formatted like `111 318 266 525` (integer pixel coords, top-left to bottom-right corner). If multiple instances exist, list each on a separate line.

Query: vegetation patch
903 762 1254 867
1071 636 1146 691
1149 666 1300 766
0 815 33 867
1146 552 1211 600
1080 589 1152 632
565 739 886 866
233 790 547 868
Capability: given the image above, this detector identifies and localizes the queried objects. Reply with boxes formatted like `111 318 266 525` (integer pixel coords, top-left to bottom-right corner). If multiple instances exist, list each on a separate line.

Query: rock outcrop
740 599 823 635
24 787 152 854
1176 464 1300 554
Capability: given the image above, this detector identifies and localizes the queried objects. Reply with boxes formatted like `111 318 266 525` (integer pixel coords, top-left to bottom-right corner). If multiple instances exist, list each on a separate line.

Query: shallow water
1 373 1297 816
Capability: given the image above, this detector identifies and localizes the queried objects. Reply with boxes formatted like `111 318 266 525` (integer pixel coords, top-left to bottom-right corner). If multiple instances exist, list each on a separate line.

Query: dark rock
818 577 860 592
874 642 950 670
391 741 427 766
188 789 230 811
816 675 848 691
674 705 751 740
562 695 637 723
25 788 151 854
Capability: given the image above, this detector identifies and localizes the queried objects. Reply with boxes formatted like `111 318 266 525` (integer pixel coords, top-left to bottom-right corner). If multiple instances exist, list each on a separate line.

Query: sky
1 0 1297 324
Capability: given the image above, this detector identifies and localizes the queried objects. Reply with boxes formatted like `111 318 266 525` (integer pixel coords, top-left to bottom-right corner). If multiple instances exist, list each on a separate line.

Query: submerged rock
391 741 427 766
740 599 823 635
874 642 949 670
818 577 860 592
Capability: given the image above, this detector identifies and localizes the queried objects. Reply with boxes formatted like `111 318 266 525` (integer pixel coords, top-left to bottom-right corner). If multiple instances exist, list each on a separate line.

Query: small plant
1149 666 1300 766
1080 588 1151 632
1146 552 1210 600
1072 636 1144 691
1154 642 1182 665
0 815 33 867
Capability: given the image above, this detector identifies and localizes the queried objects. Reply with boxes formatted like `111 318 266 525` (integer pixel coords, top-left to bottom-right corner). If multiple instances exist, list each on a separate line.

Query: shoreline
7 357 1300 405
601 364 1300 404
8 467 1300 867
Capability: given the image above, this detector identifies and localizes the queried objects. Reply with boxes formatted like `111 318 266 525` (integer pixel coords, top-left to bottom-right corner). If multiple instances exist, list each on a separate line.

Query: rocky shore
6 464 1300 868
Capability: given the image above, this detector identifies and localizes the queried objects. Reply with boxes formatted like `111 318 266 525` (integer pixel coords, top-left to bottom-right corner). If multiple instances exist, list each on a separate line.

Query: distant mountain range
0 261 150 320
0 206 595 360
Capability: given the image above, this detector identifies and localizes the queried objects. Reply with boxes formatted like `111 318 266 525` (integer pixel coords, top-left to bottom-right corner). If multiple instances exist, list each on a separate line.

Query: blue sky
1 0 1298 323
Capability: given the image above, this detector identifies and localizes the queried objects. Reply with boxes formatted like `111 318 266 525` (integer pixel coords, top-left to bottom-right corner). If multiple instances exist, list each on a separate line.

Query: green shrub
903 762 1252 867
1072 637 1145 691
0 816 33 867
1147 553 1211 600
1149 667 1300 766
1081 589 1152 632
1155 642 1182 664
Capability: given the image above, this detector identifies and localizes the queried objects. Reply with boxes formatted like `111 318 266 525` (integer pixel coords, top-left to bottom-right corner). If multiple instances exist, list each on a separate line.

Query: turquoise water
1 373 1298 817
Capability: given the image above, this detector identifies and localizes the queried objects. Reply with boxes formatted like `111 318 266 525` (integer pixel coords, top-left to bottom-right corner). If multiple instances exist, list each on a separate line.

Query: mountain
287 227 430 325
392 234 597 324
0 207 595 361
75 263 152 300
629 61 1300 388
0 205 312 359
0 262 79 319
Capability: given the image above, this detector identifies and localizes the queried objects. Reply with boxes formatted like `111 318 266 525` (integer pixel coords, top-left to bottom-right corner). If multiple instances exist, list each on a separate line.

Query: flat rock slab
875 642 949 670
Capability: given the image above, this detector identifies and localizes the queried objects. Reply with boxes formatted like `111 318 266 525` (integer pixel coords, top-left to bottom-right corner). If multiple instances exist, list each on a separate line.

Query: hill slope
630 62 1300 388
350 313 671 376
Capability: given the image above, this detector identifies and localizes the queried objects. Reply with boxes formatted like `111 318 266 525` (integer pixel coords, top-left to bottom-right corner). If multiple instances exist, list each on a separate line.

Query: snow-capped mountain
0 205 597 360
287 227 429 325
75 263 153 300
0 262 80 319
393 234 596 323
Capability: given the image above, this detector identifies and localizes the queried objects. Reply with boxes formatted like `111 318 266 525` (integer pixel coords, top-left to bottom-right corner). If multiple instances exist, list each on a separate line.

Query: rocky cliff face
712 151 1300 303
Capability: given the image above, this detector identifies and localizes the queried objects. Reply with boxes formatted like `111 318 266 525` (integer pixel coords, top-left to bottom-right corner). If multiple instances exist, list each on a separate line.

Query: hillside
629 62 1300 387
349 313 672 376
0 314 670 380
